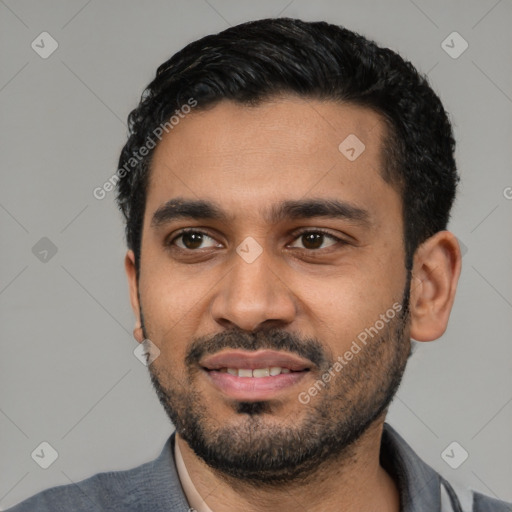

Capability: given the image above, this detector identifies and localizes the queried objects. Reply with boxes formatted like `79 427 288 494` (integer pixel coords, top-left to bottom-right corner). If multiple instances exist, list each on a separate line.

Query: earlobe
124 250 143 343
408 231 462 342
133 325 144 343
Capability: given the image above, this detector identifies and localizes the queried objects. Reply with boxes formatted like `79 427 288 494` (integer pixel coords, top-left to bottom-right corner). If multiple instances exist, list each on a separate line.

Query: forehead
145 96 398 226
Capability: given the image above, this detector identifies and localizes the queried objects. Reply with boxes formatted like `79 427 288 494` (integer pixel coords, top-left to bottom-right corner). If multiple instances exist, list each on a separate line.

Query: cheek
137 261 220 364
300 258 405 353
137 269 189 350
139 246 202 322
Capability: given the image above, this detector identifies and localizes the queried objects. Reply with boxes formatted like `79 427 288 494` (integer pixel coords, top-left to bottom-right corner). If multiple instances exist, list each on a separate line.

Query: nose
210 247 297 332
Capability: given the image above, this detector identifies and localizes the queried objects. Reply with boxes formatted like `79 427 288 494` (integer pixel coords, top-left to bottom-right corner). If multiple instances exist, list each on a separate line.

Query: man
7 17 511 512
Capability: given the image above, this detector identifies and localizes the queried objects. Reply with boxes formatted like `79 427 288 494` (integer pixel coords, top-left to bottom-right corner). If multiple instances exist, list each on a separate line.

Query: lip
200 349 312 401
200 349 313 371
205 371 308 401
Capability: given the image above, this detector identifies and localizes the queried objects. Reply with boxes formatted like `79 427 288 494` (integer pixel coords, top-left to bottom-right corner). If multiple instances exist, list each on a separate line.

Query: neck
175 419 400 512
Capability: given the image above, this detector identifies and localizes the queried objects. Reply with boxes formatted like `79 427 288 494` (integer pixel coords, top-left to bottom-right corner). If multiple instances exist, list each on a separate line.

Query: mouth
199 349 312 401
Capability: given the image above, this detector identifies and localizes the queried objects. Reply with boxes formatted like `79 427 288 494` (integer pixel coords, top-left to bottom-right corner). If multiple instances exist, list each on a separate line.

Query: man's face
130 96 411 482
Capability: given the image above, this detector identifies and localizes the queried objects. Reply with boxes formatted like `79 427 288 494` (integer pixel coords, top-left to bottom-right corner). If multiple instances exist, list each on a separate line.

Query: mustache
185 327 330 369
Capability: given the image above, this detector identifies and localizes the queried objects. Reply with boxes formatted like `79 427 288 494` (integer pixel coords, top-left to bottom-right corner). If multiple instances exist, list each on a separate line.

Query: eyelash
167 227 346 251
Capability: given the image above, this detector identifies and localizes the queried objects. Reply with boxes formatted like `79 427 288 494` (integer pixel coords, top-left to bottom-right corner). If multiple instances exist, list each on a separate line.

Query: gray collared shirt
5 423 511 511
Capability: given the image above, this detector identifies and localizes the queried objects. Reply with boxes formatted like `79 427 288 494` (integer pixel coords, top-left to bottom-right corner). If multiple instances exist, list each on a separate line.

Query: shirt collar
380 423 442 512
174 436 214 512
171 423 442 512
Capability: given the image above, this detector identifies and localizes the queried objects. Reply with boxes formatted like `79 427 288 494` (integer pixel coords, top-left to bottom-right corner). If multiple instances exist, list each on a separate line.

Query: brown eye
290 230 340 250
302 233 324 249
181 232 204 249
171 230 219 250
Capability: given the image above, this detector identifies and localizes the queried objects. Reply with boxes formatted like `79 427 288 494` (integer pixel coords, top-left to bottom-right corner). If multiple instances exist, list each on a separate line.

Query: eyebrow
150 197 371 228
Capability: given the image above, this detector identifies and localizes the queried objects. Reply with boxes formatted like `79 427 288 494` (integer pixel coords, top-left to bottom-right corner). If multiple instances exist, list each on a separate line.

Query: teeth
252 368 270 378
224 367 292 377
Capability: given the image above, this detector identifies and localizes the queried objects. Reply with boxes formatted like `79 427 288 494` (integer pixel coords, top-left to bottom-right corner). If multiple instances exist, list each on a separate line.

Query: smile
200 349 312 401
217 367 292 377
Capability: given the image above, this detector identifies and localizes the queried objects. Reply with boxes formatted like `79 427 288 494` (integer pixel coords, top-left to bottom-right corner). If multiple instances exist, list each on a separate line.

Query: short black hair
116 17 458 273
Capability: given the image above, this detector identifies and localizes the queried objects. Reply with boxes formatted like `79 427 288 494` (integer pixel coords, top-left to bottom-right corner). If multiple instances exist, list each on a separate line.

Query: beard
144 283 411 486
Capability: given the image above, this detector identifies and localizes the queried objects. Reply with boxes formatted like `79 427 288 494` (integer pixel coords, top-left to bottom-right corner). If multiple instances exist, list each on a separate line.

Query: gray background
1 0 511 509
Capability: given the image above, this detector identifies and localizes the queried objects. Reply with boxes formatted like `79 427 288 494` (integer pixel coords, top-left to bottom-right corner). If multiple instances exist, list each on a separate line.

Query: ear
125 250 144 343
409 231 462 342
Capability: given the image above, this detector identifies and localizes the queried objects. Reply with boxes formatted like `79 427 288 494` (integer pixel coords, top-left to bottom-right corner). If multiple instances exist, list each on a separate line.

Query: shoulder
442 478 512 512
5 435 185 512
383 423 511 512
472 491 512 512
5 461 153 512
